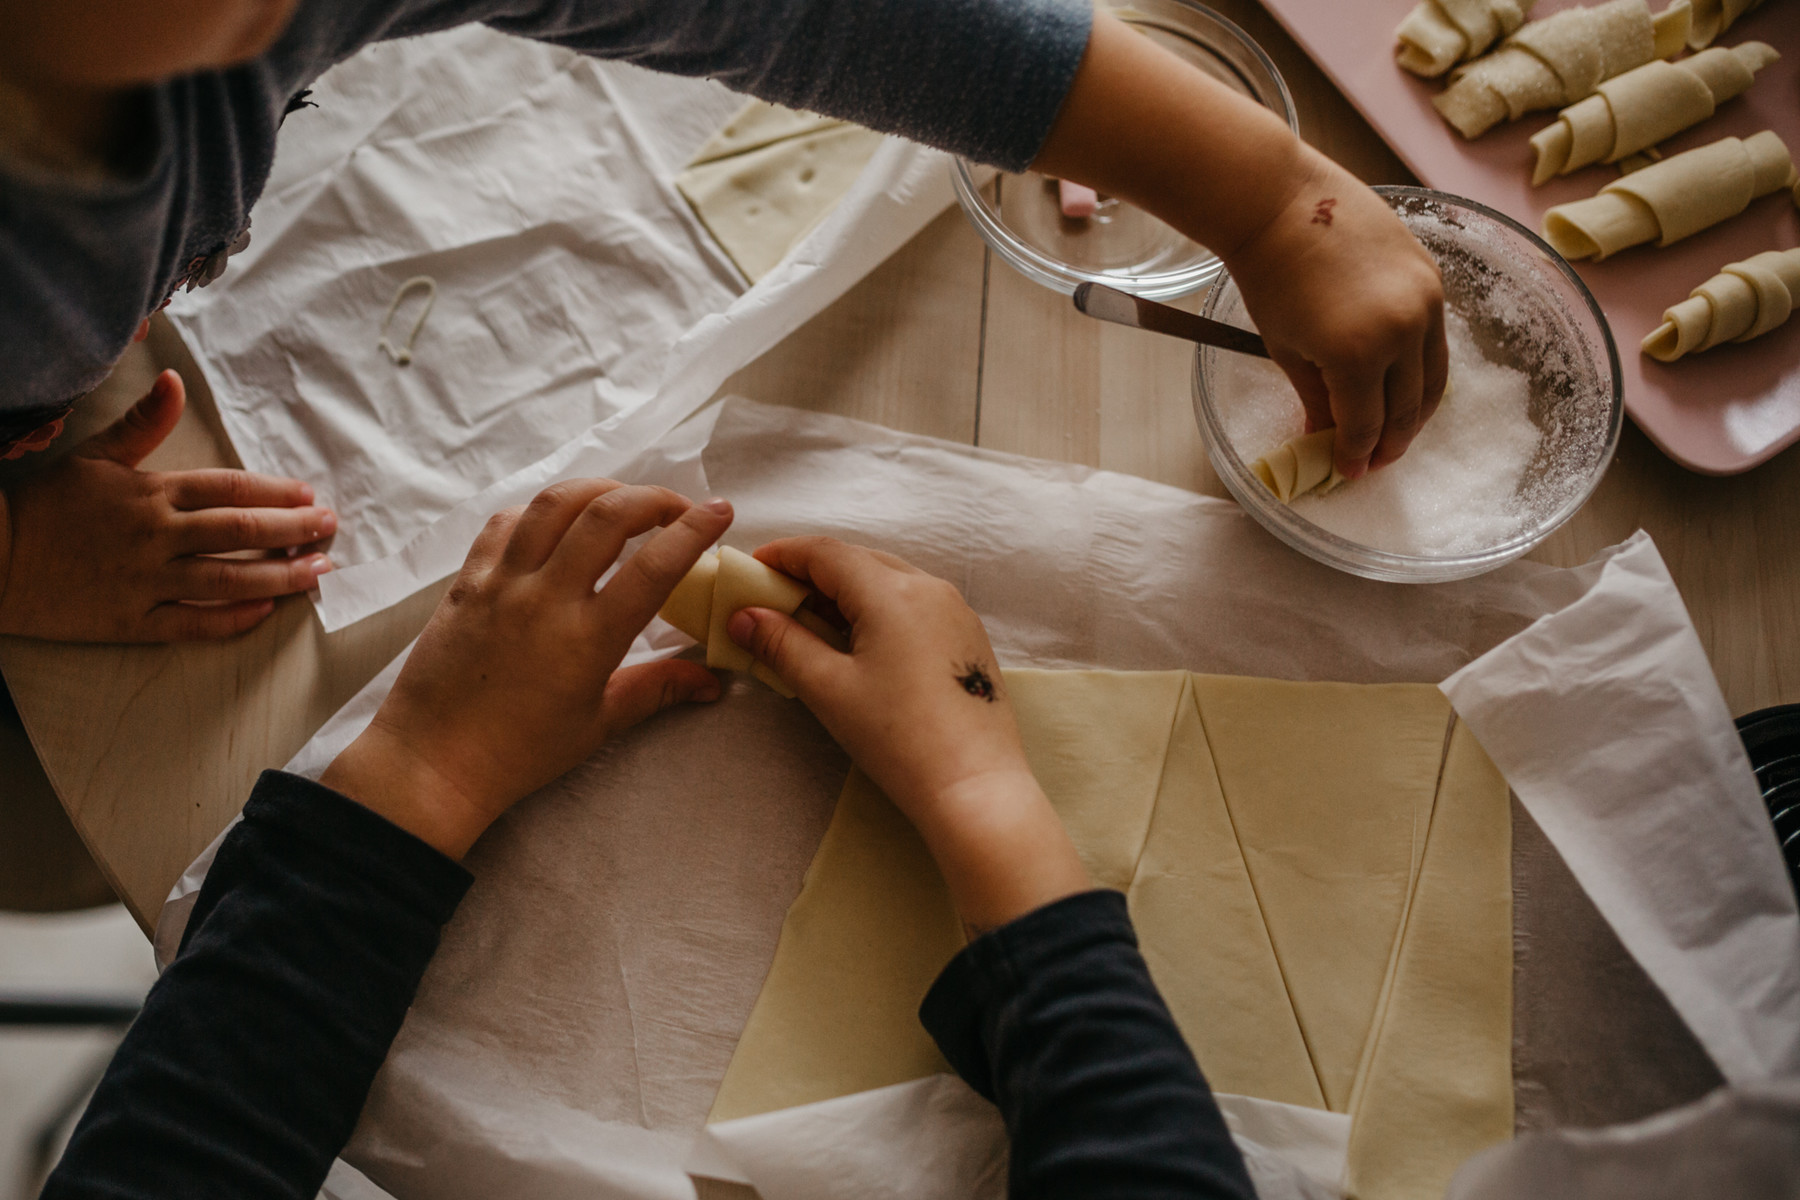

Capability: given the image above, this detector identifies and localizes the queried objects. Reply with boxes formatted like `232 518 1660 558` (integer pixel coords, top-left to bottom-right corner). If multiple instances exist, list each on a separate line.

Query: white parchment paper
156 399 1792 1199
167 26 962 631
1442 544 1800 1086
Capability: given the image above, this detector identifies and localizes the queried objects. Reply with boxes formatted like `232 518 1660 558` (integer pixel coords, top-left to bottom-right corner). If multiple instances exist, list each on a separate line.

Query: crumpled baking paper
154 399 1792 1200
1446 1079 1800 1199
1442 541 1800 1087
167 25 963 632
685 1078 1345 1200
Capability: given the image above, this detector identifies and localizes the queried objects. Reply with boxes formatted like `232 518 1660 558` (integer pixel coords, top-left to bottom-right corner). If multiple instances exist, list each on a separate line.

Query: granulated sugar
1214 311 1542 556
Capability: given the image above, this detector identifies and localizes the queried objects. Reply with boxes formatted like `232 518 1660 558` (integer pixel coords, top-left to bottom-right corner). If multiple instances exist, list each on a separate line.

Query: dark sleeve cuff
919 888 1136 1099
181 769 472 955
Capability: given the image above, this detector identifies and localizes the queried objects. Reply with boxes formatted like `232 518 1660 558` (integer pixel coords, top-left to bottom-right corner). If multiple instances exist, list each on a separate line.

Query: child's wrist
913 769 1091 935
320 722 498 861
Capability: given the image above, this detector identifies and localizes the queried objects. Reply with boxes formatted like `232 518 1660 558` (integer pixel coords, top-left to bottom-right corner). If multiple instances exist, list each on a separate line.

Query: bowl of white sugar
1194 187 1622 583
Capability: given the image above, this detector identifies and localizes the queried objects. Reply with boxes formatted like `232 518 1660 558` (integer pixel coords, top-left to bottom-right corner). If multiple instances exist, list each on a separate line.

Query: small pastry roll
1529 42 1779 184
1396 0 1534 77
1542 130 1796 260
1251 429 1346 503
1642 247 1800 360
1434 0 1692 139
658 546 847 696
1686 0 1768 49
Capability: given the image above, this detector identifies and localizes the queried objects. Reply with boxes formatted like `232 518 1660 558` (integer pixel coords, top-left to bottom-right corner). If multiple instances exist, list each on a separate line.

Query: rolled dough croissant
1642 246 1800 360
1395 0 1535 78
658 546 846 697
1686 0 1768 48
1542 130 1796 260
1433 0 1692 139
1250 429 1345 503
1529 42 1779 184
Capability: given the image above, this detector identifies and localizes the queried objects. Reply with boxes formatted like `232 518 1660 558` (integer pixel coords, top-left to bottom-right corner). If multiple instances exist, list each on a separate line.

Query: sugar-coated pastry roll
1433 0 1692 139
1250 429 1345 503
1542 130 1795 260
1642 247 1800 360
1529 42 1779 184
1395 0 1534 77
1686 0 1768 49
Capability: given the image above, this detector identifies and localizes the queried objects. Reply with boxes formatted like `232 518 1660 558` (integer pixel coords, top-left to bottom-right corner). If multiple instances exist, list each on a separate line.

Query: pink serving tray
1256 0 1800 474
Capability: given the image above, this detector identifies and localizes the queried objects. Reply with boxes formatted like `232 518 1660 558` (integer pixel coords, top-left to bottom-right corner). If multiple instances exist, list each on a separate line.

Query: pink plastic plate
1257 0 1799 474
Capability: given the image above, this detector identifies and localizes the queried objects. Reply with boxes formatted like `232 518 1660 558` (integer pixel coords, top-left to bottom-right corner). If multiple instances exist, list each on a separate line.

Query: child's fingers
1322 366 1387 480
726 606 844 702
545 485 694 593
1419 305 1449 426
78 370 185 468
1370 335 1426 469
143 599 278 642
595 660 721 737
172 553 332 601
164 469 316 511
1273 352 1332 437
461 506 525 577
752 537 917 627
499 479 623 574
594 499 732 630
174 506 337 555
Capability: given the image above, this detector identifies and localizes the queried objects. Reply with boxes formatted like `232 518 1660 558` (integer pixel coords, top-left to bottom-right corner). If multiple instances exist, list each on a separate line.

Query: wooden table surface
4 0 1798 931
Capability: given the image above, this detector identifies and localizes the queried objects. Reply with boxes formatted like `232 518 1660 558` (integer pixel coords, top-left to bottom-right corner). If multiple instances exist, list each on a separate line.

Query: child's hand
1220 150 1448 479
726 537 1088 933
0 370 334 642
1032 12 1447 481
320 481 730 859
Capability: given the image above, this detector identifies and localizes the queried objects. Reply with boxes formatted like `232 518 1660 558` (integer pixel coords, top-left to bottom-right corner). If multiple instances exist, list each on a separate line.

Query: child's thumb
79 370 185 467
728 607 837 699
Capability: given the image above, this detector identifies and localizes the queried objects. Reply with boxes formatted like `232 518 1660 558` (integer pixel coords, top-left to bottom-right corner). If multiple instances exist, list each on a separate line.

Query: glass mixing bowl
1194 187 1623 583
951 0 1296 300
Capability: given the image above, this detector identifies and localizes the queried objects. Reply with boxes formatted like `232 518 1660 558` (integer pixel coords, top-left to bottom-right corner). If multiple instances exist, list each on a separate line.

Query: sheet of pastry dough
1529 43 1779 184
1250 429 1344 503
687 101 847 166
710 669 1514 1200
1542 130 1796 260
1395 0 1534 77
1432 0 1690 139
1642 246 1800 360
1343 720 1513 1199
677 115 885 284
1686 0 1766 48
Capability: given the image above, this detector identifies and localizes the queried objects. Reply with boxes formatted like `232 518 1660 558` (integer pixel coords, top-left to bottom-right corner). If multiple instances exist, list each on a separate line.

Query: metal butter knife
1073 282 1269 359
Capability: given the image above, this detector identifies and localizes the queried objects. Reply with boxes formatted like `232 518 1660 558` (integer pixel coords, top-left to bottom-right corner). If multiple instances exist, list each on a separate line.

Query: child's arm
43 481 731 1198
1033 14 1448 480
0 371 334 641
730 539 1256 1198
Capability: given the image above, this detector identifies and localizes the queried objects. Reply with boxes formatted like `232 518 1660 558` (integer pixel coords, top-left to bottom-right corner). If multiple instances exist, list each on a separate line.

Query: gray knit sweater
0 0 1091 448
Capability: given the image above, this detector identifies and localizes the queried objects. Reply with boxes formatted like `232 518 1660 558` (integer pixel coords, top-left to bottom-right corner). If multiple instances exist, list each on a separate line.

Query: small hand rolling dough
1250 429 1346 503
657 546 847 697
1686 0 1767 48
1395 0 1534 78
1433 0 1692 139
1642 246 1800 360
1542 130 1796 260
711 669 1514 1200
1529 42 1779 184
676 100 886 284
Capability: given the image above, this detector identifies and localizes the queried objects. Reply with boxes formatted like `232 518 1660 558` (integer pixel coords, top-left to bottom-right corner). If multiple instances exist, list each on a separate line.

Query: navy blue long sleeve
42 771 472 1200
45 784 1250 1199
921 889 1259 1200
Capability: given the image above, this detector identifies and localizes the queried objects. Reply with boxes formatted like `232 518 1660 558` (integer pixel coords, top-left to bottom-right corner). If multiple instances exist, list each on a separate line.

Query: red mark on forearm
1311 197 1338 226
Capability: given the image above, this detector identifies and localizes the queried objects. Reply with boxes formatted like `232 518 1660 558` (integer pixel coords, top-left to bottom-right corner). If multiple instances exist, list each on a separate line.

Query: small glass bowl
951 0 1296 300
1194 186 1623 584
